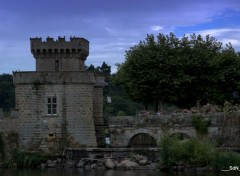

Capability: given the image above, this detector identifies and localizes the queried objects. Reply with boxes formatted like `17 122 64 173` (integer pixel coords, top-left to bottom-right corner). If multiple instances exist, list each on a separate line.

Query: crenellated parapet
30 36 89 60
30 36 89 71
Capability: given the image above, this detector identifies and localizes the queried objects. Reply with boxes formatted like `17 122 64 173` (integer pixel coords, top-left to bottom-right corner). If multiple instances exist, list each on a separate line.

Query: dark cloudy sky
0 0 240 73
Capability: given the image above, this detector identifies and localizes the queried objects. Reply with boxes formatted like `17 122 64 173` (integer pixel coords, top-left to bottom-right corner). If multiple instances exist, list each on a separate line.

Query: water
0 169 220 176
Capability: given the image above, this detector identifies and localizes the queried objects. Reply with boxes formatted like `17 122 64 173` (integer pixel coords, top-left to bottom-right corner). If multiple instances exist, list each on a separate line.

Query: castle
13 36 106 152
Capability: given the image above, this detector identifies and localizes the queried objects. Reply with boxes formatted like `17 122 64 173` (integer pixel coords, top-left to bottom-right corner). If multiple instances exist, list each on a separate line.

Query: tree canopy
0 74 15 112
115 33 240 110
86 61 111 75
86 61 141 116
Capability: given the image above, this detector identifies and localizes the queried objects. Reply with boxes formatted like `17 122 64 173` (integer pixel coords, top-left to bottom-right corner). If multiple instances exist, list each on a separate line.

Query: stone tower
13 37 106 152
30 37 88 71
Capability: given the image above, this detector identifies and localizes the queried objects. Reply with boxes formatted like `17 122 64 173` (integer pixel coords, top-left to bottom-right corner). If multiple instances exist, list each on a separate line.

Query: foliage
0 133 5 162
159 135 240 170
104 75 142 116
10 150 49 167
159 134 180 166
211 151 240 170
115 33 240 109
85 61 142 116
192 115 210 134
0 74 15 112
86 61 111 75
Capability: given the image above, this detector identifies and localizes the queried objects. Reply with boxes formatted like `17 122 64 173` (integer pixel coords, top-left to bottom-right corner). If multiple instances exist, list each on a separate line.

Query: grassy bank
159 135 240 171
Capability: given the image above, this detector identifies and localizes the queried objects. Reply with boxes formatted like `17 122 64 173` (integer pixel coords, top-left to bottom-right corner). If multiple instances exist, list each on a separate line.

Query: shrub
10 150 49 167
192 115 209 134
211 151 240 170
159 135 240 170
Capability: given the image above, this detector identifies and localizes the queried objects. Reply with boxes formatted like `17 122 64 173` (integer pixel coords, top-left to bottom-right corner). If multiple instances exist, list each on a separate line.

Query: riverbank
40 154 158 170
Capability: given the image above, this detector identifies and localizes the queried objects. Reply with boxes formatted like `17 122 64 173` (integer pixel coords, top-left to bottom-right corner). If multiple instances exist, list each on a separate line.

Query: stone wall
93 87 104 125
13 71 106 153
109 112 240 148
36 59 84 72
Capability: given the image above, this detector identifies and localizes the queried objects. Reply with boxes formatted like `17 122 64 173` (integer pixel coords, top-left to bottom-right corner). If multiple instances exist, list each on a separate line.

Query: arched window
60 49 64 53
72 49 75 53
49 49 52 53
37 49 40 53
54 49 58 53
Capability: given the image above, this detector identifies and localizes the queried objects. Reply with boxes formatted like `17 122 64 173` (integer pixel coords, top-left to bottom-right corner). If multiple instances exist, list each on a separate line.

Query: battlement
30 36 89 59
30 36 89 71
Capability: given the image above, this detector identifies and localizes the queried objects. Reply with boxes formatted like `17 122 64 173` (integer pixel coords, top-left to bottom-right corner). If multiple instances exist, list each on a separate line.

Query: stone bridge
108 112 240 148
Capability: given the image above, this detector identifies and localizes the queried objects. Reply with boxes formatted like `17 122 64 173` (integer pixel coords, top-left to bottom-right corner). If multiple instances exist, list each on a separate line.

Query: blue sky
0 0 240 73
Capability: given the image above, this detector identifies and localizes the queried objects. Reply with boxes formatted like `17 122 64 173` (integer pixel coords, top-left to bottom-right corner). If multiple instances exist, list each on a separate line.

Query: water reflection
0 168 220 176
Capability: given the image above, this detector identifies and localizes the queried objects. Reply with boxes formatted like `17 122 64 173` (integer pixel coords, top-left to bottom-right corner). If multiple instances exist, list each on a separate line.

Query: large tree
115 33 240 110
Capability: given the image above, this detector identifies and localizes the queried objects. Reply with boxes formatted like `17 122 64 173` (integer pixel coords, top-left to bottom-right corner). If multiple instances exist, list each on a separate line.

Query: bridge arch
128 133 157 148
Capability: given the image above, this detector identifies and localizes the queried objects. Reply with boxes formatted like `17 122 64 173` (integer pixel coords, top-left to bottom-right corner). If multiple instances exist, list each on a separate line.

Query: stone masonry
12 37 106 153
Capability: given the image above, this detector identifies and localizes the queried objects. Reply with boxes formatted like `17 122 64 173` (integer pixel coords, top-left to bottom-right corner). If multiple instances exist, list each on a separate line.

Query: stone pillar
93 87 104 125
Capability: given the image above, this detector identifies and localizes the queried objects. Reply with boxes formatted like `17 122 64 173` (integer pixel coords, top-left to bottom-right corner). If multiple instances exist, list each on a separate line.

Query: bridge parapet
108 112 226 127
108 112 240 148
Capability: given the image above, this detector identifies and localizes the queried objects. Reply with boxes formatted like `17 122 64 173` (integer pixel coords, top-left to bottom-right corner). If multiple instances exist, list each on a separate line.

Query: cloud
192 28 240 37
1 0 240 74
189 28 240 50
151 26 163 31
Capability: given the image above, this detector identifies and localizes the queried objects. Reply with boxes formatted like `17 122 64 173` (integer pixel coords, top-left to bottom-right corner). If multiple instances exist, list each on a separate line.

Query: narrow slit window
47 97 57 115
55 60 59 71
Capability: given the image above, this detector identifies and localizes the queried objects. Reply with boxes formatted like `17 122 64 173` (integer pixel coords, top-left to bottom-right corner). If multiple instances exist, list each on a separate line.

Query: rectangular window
47 96 57 115
55 60 59 71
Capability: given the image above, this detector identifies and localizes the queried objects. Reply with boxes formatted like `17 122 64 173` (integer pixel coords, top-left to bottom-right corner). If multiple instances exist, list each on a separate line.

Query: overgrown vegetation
9 151 49 167
159 135 240 170
192 115 210 134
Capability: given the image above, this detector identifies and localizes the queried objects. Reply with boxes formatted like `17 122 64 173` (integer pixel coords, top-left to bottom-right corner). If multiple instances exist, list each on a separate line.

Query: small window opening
55 60 59 71
49 133 54 137
47 96 57 115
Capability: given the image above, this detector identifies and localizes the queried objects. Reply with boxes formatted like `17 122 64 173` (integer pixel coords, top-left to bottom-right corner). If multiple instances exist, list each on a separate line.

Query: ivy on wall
192 115 210 134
